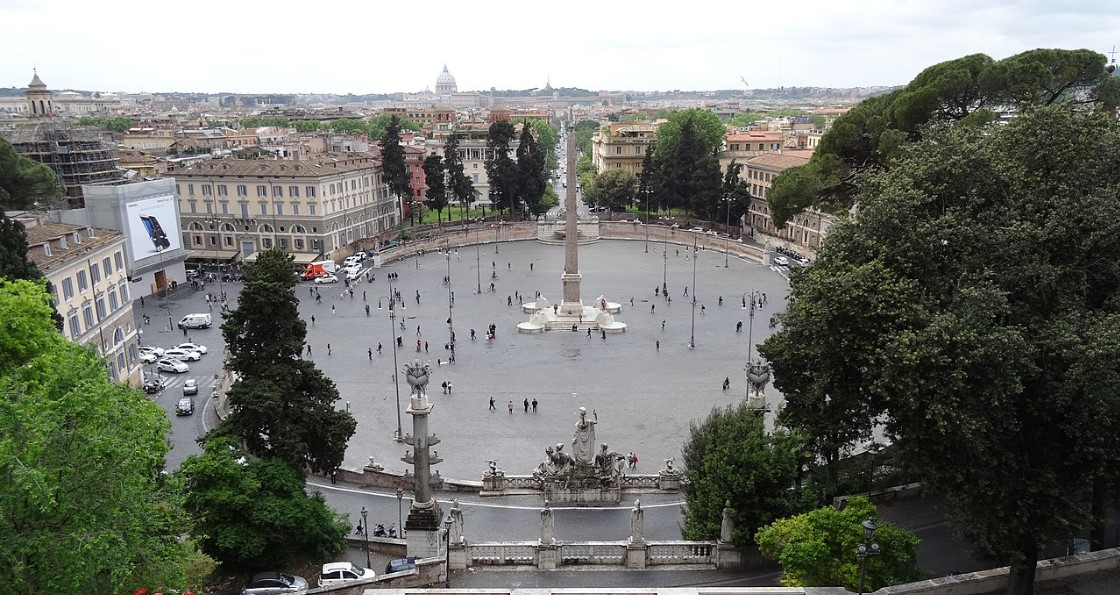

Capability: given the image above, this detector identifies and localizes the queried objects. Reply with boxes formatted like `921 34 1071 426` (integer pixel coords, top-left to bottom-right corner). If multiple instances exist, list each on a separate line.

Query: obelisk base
405 500 444 559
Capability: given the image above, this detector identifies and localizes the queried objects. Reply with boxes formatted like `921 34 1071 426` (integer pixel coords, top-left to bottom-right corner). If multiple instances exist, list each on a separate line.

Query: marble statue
745 359 771 397
720 500 734 542
572 407 598 464
594 443 625 482
484 459 503 478
541 499 555 544
660 457 681 476
449 499 464 545
629 498 644 543
404 360 432 394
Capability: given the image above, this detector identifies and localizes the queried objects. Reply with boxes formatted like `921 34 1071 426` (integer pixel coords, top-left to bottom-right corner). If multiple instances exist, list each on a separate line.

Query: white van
177 313 213 329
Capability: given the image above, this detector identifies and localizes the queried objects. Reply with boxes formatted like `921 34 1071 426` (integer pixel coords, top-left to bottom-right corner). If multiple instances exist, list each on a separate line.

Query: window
289 186 299 197
351 180 357 190
616 146 622 154
224 236 233 246
240 203 249 218
217 184 228 196
306 186 316 197
295 239 304 250
103 256 112 276
309 204 317 215
292 203 299 215
69 314 81 338
636 146 642 155
90 263 101 283
129 343 139 362
220 201 229 214
273 186 282 197
237 184 247 196
189 201 197 213
83 305 95 329
193 235 202 245
188 183 195 196
276 204 283 215
262 238 273 248
62 277 74 300
117 353 126 373
279 238 288 249
202 184 212 196
114 251 123 269
108 289 118 311
96 297 106 319
257 185 267 197
119 282 129 303
260 203 268 215
77 270 88 292
208 236 217 245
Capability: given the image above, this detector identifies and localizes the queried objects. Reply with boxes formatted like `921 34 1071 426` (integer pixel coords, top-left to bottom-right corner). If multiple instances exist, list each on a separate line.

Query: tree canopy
681 402 810 547
485 121 518 216
76 115 132 133
443 131 475 217
422 154 448 224
653 107 726 161
759 105 1120 595
379 115 411 209
767 48 1120 228
0 138 64 210
214 249 355 474
585 169 636 211
0 279 192 593
368 113 422 139
515 121 548 217
757 497 922 590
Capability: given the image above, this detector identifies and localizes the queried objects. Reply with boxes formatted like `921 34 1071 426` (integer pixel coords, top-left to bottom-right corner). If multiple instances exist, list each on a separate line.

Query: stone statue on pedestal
571 407 598 464
720 500 734 543
541 499 555 545
629 499 644 543
449 499 464 545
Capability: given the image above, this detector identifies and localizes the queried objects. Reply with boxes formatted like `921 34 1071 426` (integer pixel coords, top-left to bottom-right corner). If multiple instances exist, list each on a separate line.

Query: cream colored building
23 219 143 386
172 155 396 263
591 123 659 175
744 153 837 251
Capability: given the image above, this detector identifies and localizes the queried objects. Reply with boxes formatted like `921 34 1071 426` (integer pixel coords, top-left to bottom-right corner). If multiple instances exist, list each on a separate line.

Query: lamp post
495 222 500 254
689 239 698 349
360 506 371 569
378 295 403 441
445 244 454 359
866 442 882 498
156 245 173 332
475 242 482 294
396 487 404 537
856 517 880 595
442 513 454 588
724 195 732 268
662 241 668 295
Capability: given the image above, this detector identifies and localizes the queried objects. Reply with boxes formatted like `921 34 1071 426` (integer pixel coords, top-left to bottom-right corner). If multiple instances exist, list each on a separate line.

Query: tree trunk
1006 543 1038 595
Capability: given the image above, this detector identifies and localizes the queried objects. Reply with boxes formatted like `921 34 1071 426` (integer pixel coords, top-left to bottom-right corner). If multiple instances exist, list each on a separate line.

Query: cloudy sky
2 0 1117 94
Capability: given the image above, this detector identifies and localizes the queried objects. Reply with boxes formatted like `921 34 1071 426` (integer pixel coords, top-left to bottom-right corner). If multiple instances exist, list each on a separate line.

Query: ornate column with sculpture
401 360 444 558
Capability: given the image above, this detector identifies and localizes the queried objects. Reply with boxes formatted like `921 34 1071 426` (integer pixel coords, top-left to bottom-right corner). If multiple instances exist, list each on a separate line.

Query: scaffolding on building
1 122 125 208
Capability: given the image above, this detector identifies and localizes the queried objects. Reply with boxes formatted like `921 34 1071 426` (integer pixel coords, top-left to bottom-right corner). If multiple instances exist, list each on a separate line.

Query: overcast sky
2 0 1117 95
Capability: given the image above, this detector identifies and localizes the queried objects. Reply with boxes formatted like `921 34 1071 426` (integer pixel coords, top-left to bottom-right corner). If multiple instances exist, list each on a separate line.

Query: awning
187 249 240 261
290 253 321 264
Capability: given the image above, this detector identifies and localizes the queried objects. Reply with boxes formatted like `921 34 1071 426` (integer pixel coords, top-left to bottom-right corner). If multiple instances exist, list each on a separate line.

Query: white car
773 256 790 266
346 269 362 282
317 562 374 587
139 351 159 364
156 358 189 374
175 342 208 354
163 348 202 362
314 274 339 284
139 346 164 357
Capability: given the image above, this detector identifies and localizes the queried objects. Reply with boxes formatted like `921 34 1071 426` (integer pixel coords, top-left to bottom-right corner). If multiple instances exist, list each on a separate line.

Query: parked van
178 313 213 329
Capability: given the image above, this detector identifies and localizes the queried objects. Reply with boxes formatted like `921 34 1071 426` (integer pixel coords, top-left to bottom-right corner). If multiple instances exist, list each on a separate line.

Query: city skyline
1 0 1117 96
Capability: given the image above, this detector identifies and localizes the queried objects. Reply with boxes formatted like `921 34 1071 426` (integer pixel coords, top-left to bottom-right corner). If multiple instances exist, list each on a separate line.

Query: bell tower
26 69 53 118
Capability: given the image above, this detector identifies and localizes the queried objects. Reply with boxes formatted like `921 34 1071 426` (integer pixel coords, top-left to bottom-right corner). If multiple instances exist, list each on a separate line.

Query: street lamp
662 241 668 296
475 242 482 294
445 244 454 359
689 239 698 349
396 487 404 537
378 295 403 441
442 513 454 588
360 506 371 570
495 222 500 254
856 517 880 595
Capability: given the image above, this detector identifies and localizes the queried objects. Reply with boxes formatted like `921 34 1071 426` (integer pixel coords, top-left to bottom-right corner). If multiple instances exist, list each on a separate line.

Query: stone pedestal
537 542 559 570
716 541 741 568
482 470 505 493
658 471 682 492
405 501 443 559
449 543 467 571
626 542 648 569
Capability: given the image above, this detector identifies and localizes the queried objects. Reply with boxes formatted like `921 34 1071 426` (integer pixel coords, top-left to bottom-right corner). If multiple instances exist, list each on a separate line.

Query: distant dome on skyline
435 64 457 95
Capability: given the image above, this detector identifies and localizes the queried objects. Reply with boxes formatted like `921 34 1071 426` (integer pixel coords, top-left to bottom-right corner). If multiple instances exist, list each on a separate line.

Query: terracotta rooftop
23 221 123 273
174 155 380 178
746 153 811 170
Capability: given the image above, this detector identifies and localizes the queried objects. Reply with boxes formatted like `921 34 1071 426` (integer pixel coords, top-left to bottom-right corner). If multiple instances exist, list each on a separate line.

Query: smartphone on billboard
140 215 171 250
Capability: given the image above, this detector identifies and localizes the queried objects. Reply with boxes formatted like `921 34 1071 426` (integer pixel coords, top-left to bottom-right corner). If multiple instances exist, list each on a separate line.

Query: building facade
744 153 837 251
23 219 143 386
171 156 396 263
591 123 658 175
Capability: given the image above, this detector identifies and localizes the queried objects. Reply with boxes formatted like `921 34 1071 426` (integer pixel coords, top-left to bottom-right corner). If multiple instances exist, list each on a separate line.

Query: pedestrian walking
662 320 666 330
377 342 382 354
601 329 606 340
718 296 723 306
306 344 312 356
424 341 429 353
587 328 592 338
442 381 449 394
363 291 367 301
630 452 638 468
701 305 706 315
523 398 529 413
182 326 188 337
508 401 514 414
530 262 534 271
651 304 656 313
736 320 743 332
723 377 730 391
532 398 538 412
489 397 496 411
627 452 636 469
140 296 145 307
656 340 660 351
630 297 634 306
365 304 370 315
327 343 332 356
368 348 372 360
416 340 422 352
331 304 336 315
417 325 422 336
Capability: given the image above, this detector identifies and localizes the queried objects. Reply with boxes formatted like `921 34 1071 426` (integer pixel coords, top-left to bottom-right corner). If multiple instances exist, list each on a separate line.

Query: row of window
65 281 131 340
728 143 782 152
749 170 774 182
58 251 125 301
614 146 645 155
182 177 380 200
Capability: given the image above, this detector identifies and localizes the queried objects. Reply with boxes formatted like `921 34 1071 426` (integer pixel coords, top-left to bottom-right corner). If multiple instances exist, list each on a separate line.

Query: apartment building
381 106 457 135
23 219 142 386
591 123 659 175
172 155 396 263
744 153 836 251
426 126 499 207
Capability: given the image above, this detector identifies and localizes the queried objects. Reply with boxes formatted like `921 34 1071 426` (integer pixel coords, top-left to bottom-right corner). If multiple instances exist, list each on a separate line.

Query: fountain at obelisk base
517 132 626 334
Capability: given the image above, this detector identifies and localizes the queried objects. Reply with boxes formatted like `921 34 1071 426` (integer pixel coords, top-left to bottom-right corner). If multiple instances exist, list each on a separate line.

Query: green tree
292 120 320 133
0 279 192 593
757 497 923 590
379 116 411 223
586 169 636 211
0 139 64 210
760 106 1120 595
368 113 422 140
442 131 475 221
422 154 448 225
689 154 723 219
573 119 599 156
720 160 751 231
653 107 726 161
515 121 547 217
214 249 356 474
178 437 348 568
329 118 367 134
681 402 810 546
485 121 518 216
76 115 132 133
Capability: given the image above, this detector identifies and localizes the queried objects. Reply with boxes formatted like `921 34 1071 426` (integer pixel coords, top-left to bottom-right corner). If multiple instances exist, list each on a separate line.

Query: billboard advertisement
125 194 181 258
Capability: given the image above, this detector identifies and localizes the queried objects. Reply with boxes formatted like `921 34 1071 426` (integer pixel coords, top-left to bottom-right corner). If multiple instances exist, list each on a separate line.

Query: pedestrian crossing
143 372 217 391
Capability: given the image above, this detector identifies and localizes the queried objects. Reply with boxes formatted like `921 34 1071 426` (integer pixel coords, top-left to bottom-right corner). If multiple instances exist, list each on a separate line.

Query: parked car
174 342 208 354
156 359 189 374
773 256 790 266
346 269 362 282
177 313 212 329
140 351 159 364
182 379 198 396
241 571 308 595
139 346 165 357
175 397 194 416
314 274 338 285
384 557 417 575
163 348 202 362
317 562 374 587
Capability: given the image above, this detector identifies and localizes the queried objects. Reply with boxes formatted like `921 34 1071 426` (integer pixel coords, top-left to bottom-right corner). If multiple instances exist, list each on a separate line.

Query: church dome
435 65 457 95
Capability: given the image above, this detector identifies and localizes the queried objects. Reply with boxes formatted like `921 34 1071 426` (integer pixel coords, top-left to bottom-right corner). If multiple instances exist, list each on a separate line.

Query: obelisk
559 130 584 317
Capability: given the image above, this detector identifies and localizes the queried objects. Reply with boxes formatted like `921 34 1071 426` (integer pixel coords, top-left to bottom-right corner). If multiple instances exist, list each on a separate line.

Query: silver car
241 571 308 595
182 379 198 396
